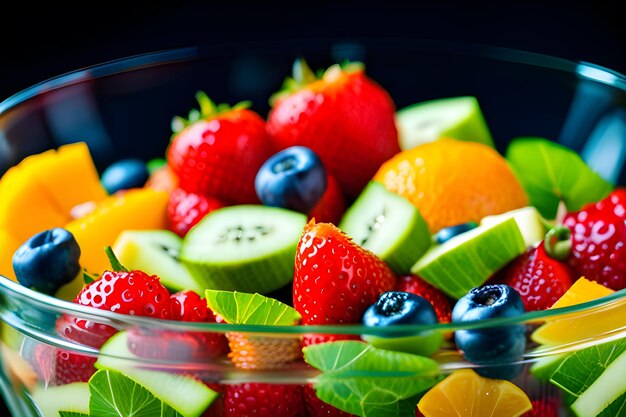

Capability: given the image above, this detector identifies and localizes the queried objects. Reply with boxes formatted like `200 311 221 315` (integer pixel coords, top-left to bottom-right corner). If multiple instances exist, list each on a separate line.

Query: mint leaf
59 413 89 417
506 137 613 219
89 370 182 417
205 290 300 325
550 339 626 396
304 341 441 417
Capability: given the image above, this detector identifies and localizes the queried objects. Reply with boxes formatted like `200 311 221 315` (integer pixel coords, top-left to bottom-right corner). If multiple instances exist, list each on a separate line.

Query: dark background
0 2 624 415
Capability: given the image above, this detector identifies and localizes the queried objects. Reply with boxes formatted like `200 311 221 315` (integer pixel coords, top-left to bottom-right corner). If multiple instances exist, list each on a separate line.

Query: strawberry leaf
303 341 441 417
205 289 301 325
505 137 613 219
89 369 182 417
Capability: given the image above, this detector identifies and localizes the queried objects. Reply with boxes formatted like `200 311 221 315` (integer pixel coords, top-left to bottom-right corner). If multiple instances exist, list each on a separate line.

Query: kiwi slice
338 181 430 274
112 229 204 293
396 96 494 151
411 217 526 299
29 382 90 417
96 331 218 417
180 205 307 294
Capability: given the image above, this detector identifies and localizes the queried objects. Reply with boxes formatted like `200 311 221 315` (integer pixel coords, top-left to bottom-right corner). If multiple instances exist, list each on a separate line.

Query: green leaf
89 369 182 417
59 412 89 417
550 339 626 397
303 341 441 417
506 137 613 219
205 290 301 325
83 270 97 285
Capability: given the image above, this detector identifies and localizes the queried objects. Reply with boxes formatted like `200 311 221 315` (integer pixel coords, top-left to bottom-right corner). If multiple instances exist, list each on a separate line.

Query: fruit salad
0 56 625 417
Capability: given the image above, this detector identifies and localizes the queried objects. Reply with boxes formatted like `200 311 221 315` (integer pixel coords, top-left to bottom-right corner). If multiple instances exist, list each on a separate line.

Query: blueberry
12 228 81 295
363 291 438 329
362 291 443 356
255 146 327 213
452 284 526 380
101 158 150 194
434 221 478 244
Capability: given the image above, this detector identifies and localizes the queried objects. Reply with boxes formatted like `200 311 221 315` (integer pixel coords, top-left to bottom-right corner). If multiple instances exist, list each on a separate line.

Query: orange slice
417 369 532 417
531 277 626 346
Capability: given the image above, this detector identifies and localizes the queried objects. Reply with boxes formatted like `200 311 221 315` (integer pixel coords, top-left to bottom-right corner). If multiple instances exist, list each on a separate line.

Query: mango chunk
66 188 169 275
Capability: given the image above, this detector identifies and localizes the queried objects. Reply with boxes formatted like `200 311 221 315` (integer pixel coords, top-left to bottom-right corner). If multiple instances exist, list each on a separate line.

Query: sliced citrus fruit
417 369 532 417
531 277 626 346
373 138 528 233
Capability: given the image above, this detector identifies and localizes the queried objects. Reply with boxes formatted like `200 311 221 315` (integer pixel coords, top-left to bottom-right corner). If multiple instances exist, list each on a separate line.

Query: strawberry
302 384 355 417
521 397 559 417
492 232 575 311
167 92 274 204
223 383 304 417
128 290 229 362
563 189 626 290
293 220 396 345
267 59 400 198
33 343 97 386
308 173 346 225
167 187 227 237
49 252 173 384
395 274 453 323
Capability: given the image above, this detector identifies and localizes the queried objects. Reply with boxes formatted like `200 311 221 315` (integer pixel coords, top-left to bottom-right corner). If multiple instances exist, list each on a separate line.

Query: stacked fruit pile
1 58 625 417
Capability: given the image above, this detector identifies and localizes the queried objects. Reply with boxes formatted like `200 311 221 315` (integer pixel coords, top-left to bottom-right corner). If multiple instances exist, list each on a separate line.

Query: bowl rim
2 273 626 336
1 37 625 115
1 37 626 337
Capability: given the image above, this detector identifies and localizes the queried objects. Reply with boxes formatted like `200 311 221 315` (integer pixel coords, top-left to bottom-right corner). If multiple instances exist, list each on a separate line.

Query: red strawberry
396 274 453 323
521 397 560 417
267 60 400 198
303 384 355 417
167 92 274 204
33 344 97 386
563 189 626 290
50 266 172 384
128 290 229 361
223 383 303 417
492 233 575 311
293 220 396 345
167 187 227 237
308 174 346 225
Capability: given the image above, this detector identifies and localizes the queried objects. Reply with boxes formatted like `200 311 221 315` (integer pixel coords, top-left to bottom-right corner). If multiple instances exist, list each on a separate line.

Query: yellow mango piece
0 164 68 241
20 142 108 215
66 188 169 275
0 229 21 281
531 277 626 345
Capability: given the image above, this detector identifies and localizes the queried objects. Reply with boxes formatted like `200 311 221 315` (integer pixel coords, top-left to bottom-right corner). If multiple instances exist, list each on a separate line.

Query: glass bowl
1 39 625 417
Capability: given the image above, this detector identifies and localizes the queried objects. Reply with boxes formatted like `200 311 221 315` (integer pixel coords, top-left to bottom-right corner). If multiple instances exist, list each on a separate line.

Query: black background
0 1 624 415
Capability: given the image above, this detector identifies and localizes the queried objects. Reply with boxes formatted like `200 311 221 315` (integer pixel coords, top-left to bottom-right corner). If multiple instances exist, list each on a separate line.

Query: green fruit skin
380 210 431 275
363 331 444 357
411 218 526 299
396 96 494 150
182 242 297 294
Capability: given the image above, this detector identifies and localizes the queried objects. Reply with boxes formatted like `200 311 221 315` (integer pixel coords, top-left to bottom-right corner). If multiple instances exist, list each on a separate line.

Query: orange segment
417 369 532 417
373 138 528 233
66 188 169 275
531 277 626 345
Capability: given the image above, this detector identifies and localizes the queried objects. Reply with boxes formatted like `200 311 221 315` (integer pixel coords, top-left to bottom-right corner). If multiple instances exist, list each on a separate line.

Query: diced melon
66 188 169 275
531 277 626 346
